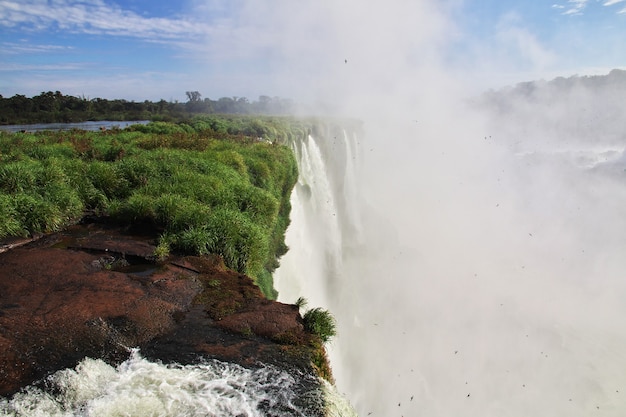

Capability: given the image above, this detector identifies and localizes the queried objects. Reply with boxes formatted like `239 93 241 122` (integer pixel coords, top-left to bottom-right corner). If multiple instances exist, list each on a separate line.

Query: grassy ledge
0 115 312 298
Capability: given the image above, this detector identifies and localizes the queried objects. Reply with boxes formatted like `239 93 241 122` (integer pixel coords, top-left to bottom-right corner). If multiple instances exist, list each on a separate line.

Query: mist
208 0 626 416
312 90 626 416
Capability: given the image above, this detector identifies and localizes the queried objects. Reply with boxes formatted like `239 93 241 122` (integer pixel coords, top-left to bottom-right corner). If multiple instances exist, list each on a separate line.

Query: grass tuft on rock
303 307 337 343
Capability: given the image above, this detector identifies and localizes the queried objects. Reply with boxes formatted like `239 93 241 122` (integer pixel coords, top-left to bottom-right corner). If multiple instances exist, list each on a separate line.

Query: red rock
0 223 315 397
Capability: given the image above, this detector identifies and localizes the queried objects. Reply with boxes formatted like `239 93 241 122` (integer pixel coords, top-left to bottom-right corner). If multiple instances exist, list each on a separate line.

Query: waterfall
275 130 361 308
276 126 366 413
0 128 360 417
275 117 626 417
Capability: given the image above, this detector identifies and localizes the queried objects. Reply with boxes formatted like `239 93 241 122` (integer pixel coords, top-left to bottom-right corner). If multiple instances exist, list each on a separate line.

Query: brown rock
0 222 316 397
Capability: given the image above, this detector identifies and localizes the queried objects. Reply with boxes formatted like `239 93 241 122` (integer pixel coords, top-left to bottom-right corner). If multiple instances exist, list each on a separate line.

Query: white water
0 349 349 417
275 112 626 417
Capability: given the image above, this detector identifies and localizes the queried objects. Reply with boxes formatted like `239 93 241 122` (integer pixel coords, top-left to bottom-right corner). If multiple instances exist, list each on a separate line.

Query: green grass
303 307 337 343
0 116 306 298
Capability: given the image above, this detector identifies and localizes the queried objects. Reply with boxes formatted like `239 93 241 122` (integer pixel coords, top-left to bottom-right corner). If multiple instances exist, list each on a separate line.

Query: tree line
0 90 296 125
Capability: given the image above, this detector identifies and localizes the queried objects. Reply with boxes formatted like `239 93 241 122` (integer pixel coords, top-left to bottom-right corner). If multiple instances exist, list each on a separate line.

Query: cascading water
276 125 366 411
275 130 359 308
0 350 331 417
0 128 360 417
275 112 626 417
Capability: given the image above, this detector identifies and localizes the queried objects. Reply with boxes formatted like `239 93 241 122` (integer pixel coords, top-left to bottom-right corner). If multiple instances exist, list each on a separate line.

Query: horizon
0 1 625 104
3 2 626 416
2 68 626 104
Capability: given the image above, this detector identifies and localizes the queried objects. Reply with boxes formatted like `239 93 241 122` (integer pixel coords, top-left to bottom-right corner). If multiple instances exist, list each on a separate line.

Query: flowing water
0 120 362 417
3 99 626 416
0 349 356 417
0 120 149 133
275 110 626 417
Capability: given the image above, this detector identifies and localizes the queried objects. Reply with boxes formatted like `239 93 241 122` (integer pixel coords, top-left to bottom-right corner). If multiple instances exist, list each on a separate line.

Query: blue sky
0 0 624 102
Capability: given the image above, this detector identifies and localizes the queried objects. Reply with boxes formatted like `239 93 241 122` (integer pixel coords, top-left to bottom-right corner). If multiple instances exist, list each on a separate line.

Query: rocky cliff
0 217 325 398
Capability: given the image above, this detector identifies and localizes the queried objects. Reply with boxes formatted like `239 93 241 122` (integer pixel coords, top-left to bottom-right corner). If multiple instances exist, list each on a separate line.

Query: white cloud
562 0 589 15
0 41 74 54
554 0 626 14
0 0 211 41
0 62 86 71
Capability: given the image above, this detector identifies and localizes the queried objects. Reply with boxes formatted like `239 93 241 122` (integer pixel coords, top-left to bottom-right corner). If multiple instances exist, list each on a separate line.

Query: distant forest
476 68 626 110
0 91 295 125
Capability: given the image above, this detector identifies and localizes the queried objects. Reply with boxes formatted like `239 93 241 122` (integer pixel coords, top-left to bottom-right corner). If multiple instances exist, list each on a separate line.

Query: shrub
87 161 126 199
116 155 157 188
295 297 308 309
153 240 170 262
0 193 22 237
303 307 337 343
13 194 64 234
41 183 84 221
214 149 248 177
174 226 217 256
256 269 277 300
0 161 38 193
111 193 157 223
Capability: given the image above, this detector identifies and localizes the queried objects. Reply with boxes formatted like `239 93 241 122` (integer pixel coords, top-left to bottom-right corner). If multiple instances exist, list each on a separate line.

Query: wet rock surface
0 220 313 397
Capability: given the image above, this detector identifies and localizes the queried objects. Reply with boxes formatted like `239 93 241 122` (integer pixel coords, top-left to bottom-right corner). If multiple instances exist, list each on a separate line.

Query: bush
0 193 22 237
41 183 84 221
87 161 127 199
13 194 64 234
303 307 337 343
0 161 38 193
203 208 269 276
111 193 157 223
295 296 308 309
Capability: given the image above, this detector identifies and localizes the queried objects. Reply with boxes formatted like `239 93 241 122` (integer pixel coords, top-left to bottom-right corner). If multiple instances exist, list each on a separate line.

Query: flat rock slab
0 223 311 398
0 242 201 396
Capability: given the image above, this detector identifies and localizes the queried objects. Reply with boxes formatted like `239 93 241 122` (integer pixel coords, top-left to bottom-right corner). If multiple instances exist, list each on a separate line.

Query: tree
185 91 202 102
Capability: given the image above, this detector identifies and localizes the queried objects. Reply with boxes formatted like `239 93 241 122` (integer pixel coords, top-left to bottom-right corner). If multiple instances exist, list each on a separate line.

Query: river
0 120 150 133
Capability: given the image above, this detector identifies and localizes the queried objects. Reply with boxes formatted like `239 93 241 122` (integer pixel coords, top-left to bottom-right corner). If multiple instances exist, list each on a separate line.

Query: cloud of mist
194 0 458 111
262 1 626 416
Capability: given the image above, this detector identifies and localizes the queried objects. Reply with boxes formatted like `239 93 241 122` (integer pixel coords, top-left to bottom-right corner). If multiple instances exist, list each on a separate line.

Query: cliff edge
0 218 323 398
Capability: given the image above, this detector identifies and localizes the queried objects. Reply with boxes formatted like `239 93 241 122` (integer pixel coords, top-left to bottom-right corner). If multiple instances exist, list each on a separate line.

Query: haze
3 1 626 416
270 1 626 416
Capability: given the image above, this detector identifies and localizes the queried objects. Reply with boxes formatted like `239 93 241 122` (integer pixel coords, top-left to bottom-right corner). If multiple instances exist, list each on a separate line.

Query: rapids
0 350 340 417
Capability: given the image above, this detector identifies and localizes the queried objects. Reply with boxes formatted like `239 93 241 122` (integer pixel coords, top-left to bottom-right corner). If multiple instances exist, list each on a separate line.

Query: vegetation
0 108 349 387
295 296 309 309
0 91 296 125
303 307 337 343
0 115 312 298
292 297 337 343
301 303 337 382
310 338 334 383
